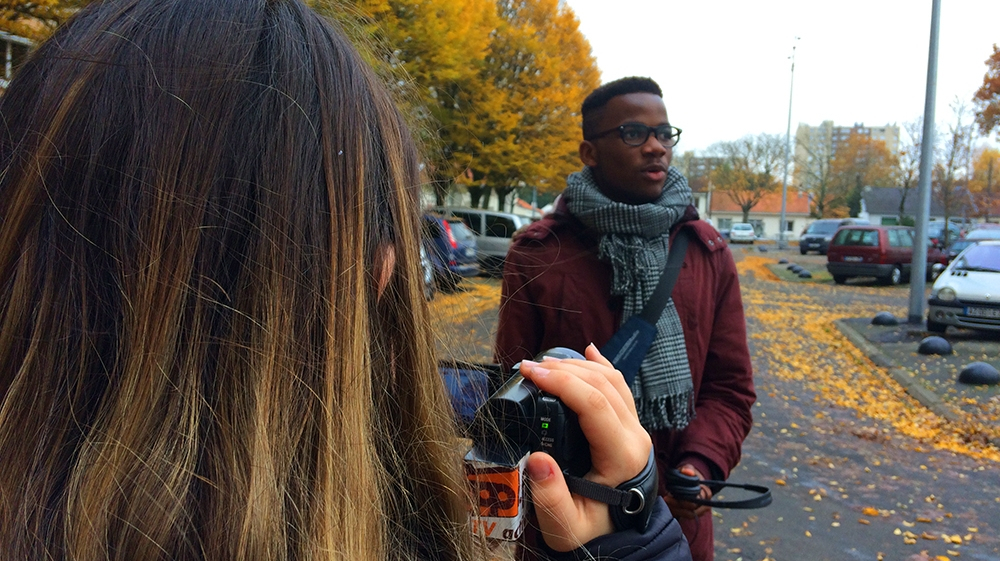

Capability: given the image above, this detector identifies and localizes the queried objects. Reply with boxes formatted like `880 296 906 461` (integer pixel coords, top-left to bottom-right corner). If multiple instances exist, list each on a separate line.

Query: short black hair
581 77 663 139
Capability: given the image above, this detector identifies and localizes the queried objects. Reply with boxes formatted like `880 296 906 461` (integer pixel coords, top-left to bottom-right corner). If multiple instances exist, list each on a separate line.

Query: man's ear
579 140 598 167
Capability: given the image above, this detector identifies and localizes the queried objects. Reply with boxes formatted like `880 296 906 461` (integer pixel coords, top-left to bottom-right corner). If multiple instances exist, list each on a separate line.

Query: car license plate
844 256 863 262
966 306 1000 319
808 243 819 247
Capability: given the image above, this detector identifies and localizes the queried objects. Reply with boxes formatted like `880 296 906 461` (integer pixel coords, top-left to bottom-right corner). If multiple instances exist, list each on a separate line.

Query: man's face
579 92 673 205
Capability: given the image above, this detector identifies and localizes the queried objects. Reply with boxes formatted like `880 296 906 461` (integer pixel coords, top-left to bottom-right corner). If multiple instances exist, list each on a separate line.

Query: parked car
431 206 533 274
799 218 869 255
826 225 947 285
945 238 977 262
927 240 1000 333
422 213 480 291
728 223 756 244
927 220 964 247
419 243 436 300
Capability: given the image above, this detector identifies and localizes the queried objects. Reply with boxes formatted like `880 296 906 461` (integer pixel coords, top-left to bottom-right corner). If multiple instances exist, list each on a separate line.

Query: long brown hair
0 0 478 558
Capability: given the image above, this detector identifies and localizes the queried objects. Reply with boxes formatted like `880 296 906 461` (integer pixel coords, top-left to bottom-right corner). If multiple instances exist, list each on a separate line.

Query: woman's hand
519 344 652 552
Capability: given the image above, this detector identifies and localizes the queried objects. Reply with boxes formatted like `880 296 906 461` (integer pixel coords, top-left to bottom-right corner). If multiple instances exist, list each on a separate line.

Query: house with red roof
704 190 812 241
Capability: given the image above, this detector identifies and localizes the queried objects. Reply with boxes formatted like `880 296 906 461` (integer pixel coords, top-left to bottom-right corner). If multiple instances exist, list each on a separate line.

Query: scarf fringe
636 391 695 432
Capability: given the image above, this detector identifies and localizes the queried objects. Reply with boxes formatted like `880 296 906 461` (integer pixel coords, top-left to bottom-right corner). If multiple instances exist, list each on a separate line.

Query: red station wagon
826 225 948 285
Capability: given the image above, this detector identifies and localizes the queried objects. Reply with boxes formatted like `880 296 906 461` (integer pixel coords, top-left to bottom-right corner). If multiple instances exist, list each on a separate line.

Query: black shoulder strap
638 228 691 325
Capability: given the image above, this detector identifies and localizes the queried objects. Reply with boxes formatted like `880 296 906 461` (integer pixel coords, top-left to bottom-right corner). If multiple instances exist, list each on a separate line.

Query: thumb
525 452 579 552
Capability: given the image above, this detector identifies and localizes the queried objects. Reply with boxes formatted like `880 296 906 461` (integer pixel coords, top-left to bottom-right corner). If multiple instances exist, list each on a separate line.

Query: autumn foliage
973 44 1000 139
4 0 600 209
828 133 899 217
319 0 599 208
0 0 91 40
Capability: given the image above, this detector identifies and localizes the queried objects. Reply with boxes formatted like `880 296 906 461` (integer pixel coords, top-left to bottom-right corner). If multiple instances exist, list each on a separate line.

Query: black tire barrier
917 336 953 356
957 362 1000 386
871 312 899 326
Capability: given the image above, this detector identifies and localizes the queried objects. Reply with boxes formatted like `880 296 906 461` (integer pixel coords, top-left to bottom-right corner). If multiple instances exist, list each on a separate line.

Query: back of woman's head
0 1 475 559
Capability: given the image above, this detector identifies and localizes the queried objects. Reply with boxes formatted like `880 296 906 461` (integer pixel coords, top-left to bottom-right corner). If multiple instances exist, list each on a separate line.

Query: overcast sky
562 0 1000 154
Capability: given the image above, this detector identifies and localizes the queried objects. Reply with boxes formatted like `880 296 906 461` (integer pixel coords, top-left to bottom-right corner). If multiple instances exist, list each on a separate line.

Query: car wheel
880 265 902 286
832 275 847 285
800 247 807 255
926 318 947 334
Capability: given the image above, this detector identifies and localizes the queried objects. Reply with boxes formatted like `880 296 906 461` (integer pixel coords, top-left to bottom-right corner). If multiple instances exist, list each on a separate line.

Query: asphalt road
430 246 1000 561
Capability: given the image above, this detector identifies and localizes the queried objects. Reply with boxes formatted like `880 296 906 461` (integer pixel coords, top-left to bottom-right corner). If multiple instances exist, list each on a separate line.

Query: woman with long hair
0 0 687 559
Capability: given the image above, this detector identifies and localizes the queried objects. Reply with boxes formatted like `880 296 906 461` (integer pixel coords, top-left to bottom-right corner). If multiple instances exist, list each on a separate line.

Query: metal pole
908 0 940 325
778 39 798 249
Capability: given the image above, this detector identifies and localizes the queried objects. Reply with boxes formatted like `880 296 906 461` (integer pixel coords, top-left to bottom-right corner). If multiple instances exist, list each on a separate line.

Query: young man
495 77 755 561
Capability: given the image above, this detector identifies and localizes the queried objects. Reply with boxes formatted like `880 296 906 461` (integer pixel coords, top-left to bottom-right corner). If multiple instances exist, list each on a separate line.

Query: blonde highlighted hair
0 0 479 558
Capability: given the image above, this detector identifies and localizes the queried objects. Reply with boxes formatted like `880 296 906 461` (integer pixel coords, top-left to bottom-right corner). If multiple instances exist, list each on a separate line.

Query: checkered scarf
564 166 694 431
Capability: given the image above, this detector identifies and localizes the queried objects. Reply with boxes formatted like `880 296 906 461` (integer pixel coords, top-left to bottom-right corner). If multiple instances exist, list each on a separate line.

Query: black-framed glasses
587 124 682 147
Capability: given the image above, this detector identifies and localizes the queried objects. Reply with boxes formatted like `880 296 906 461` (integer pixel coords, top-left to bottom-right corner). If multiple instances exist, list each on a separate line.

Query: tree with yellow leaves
968 147 999 222
315 0 498 204
828 132 898 217
973 43 1000 140
326 0 597 209
467 0 599 210
0 0 90 41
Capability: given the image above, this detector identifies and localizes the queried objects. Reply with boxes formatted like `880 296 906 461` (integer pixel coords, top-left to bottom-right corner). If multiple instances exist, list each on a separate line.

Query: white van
431 206 534 273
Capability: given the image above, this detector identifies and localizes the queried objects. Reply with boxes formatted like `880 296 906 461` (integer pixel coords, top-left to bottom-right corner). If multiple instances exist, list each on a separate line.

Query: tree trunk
494 185 516 211
468 185 488 209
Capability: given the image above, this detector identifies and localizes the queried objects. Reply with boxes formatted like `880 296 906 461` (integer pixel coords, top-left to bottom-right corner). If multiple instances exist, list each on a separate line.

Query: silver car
728 223 756 244
927 240 1000 333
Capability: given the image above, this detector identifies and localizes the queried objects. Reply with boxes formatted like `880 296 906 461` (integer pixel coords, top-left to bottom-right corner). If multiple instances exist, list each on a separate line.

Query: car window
836 229 879 247
956 245 1000 272
485 215 517 238
448 220 476 243
901 229 913 247
453 212 482 235
807 221 840 235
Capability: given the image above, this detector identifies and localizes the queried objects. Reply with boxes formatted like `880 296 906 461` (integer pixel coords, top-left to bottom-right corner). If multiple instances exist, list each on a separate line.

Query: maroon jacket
495 201 755 560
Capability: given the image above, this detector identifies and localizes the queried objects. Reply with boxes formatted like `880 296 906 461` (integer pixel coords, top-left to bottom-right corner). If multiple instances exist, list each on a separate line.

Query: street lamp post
778 38 798 250
907 0 941 324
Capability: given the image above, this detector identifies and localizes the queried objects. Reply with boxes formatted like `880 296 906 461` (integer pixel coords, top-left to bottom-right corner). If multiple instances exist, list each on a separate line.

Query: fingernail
529 366 550 378
527 460 553 482
540 355 563 362
519 360 539 371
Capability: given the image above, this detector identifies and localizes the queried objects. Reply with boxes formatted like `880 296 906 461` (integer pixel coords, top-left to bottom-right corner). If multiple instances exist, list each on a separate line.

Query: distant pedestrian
495 76 756 561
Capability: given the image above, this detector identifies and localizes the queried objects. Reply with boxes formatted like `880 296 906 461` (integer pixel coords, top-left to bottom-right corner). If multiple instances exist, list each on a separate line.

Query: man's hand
663 464 712 519
519 344 652 552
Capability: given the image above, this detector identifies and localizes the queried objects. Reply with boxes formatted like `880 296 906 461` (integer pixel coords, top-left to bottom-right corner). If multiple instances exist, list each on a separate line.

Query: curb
833 319 961 423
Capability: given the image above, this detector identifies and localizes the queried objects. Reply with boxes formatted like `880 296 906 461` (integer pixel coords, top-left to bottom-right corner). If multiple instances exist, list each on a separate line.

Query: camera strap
601 229 690 386
562 450 659 533
662 468 772 509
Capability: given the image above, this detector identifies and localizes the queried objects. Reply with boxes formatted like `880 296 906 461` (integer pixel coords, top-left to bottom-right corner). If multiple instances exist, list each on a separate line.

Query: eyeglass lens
620 124 679 147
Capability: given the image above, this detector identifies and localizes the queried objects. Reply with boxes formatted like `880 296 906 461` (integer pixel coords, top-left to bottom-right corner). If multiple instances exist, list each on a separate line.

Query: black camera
471 347 592 478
